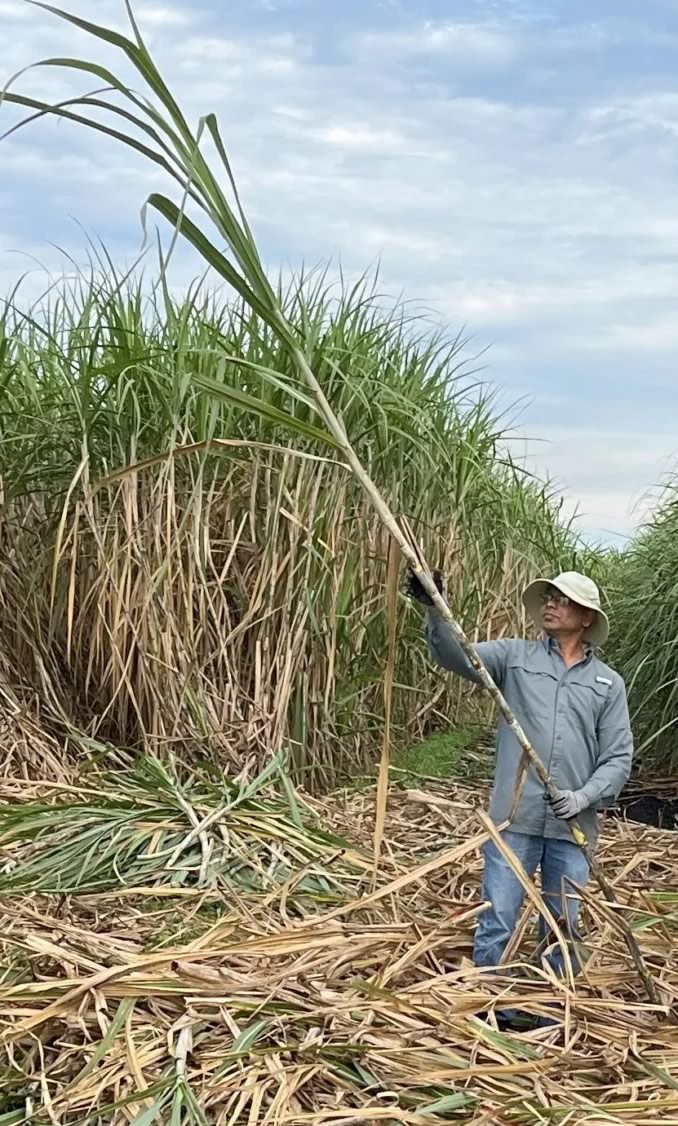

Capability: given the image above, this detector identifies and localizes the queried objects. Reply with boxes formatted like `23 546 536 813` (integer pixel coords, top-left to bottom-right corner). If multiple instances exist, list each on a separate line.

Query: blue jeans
474 831 590 977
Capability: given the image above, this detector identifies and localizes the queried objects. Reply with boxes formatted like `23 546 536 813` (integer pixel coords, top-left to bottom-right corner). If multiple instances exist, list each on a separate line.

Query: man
407 569 633 997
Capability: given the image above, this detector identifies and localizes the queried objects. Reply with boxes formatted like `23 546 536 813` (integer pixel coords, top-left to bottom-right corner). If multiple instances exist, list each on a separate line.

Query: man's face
540 586 594 636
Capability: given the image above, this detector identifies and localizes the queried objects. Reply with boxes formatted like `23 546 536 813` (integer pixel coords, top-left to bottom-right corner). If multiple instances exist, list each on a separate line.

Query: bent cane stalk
3 0 660 1008
289 338 661 1003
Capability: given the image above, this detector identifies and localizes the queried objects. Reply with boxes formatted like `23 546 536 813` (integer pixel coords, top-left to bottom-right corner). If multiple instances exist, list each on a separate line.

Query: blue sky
2 0 678 542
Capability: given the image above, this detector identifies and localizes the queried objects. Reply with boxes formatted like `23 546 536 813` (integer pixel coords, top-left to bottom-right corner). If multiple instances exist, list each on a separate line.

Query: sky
2 0 678 544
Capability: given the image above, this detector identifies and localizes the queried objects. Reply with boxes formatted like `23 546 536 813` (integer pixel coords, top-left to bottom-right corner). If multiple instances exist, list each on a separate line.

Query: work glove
405 568 444 606
549 788 588 821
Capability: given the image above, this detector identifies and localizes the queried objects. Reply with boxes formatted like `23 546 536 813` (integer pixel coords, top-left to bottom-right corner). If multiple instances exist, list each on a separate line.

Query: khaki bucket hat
522 571 609 648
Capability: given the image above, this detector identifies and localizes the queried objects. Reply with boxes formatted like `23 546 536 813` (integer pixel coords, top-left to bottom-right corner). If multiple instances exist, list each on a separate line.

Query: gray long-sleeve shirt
426 614 633 842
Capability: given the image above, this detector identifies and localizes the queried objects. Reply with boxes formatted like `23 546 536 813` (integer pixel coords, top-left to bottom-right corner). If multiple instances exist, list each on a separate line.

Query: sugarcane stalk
286 334 661 1008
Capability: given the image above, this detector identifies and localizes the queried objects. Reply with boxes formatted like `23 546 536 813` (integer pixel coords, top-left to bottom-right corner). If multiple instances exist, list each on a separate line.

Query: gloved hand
405 568 444 606
549 788 588 821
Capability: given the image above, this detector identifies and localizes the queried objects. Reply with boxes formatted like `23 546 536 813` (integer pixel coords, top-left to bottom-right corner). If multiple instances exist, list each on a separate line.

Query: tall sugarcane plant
0 1 661 1004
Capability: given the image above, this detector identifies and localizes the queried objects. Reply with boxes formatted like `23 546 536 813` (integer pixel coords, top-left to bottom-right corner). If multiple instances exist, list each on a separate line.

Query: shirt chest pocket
505 656 558 720
566 677 609 733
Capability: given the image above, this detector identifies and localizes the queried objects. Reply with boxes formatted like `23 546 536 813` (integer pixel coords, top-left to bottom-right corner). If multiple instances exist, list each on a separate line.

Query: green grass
346 725 492 790
392 726 491 783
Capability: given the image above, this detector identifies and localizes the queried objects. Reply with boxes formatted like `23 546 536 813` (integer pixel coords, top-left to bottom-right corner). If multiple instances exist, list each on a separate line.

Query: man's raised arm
406 569 509 687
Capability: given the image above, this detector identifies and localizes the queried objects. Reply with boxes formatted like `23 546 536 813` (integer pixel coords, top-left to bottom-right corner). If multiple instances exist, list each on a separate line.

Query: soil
614 791 678 830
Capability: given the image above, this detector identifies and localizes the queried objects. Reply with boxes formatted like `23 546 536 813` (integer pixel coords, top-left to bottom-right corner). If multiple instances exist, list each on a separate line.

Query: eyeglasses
540 589 572 608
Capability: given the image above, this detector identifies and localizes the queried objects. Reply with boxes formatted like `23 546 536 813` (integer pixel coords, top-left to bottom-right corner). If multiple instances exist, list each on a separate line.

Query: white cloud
521 428 677 543
358 21 515 65
0 1 30 18
316 123 408 151
359 226 440 257
577 318 678 354
136 4 193 27
434 262 678 329
178 31 304 71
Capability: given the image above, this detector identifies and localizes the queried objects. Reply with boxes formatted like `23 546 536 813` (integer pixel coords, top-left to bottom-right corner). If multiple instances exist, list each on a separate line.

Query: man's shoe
477 1011 541 1033
502 1013 541 1033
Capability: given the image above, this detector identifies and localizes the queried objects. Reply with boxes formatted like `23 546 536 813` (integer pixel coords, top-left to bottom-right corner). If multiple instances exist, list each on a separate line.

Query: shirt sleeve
425 611 509 687
581 678 634 808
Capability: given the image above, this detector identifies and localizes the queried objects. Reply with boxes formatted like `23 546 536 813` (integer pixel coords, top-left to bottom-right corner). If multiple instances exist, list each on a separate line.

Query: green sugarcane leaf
191 371 340 449
416 1092 477 1114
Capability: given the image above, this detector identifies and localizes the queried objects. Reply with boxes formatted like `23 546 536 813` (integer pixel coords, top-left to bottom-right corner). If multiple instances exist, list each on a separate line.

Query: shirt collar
543 634 593 662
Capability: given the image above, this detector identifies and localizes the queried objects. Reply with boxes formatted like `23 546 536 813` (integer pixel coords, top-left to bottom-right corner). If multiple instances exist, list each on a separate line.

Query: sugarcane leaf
145 194 281 326
190 371 341 449
28 1 137 51
65 998 135 1089
130 1096 170 1125
416 1092 477 1114
232 1018 271 1055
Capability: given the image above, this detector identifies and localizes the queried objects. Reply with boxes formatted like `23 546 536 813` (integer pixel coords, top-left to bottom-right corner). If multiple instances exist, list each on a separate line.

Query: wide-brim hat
522 570 609 648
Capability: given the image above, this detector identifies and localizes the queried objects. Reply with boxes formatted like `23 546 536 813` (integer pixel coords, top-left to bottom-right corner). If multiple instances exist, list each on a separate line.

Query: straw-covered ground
1 9 678 1124
0 772 676 1125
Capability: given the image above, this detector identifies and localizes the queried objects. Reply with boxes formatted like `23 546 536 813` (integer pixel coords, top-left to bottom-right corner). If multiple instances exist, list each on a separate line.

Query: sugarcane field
2 2 678 1123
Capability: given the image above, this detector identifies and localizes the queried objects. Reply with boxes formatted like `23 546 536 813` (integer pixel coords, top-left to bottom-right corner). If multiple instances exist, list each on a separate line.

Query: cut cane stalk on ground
2 1 661 1008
